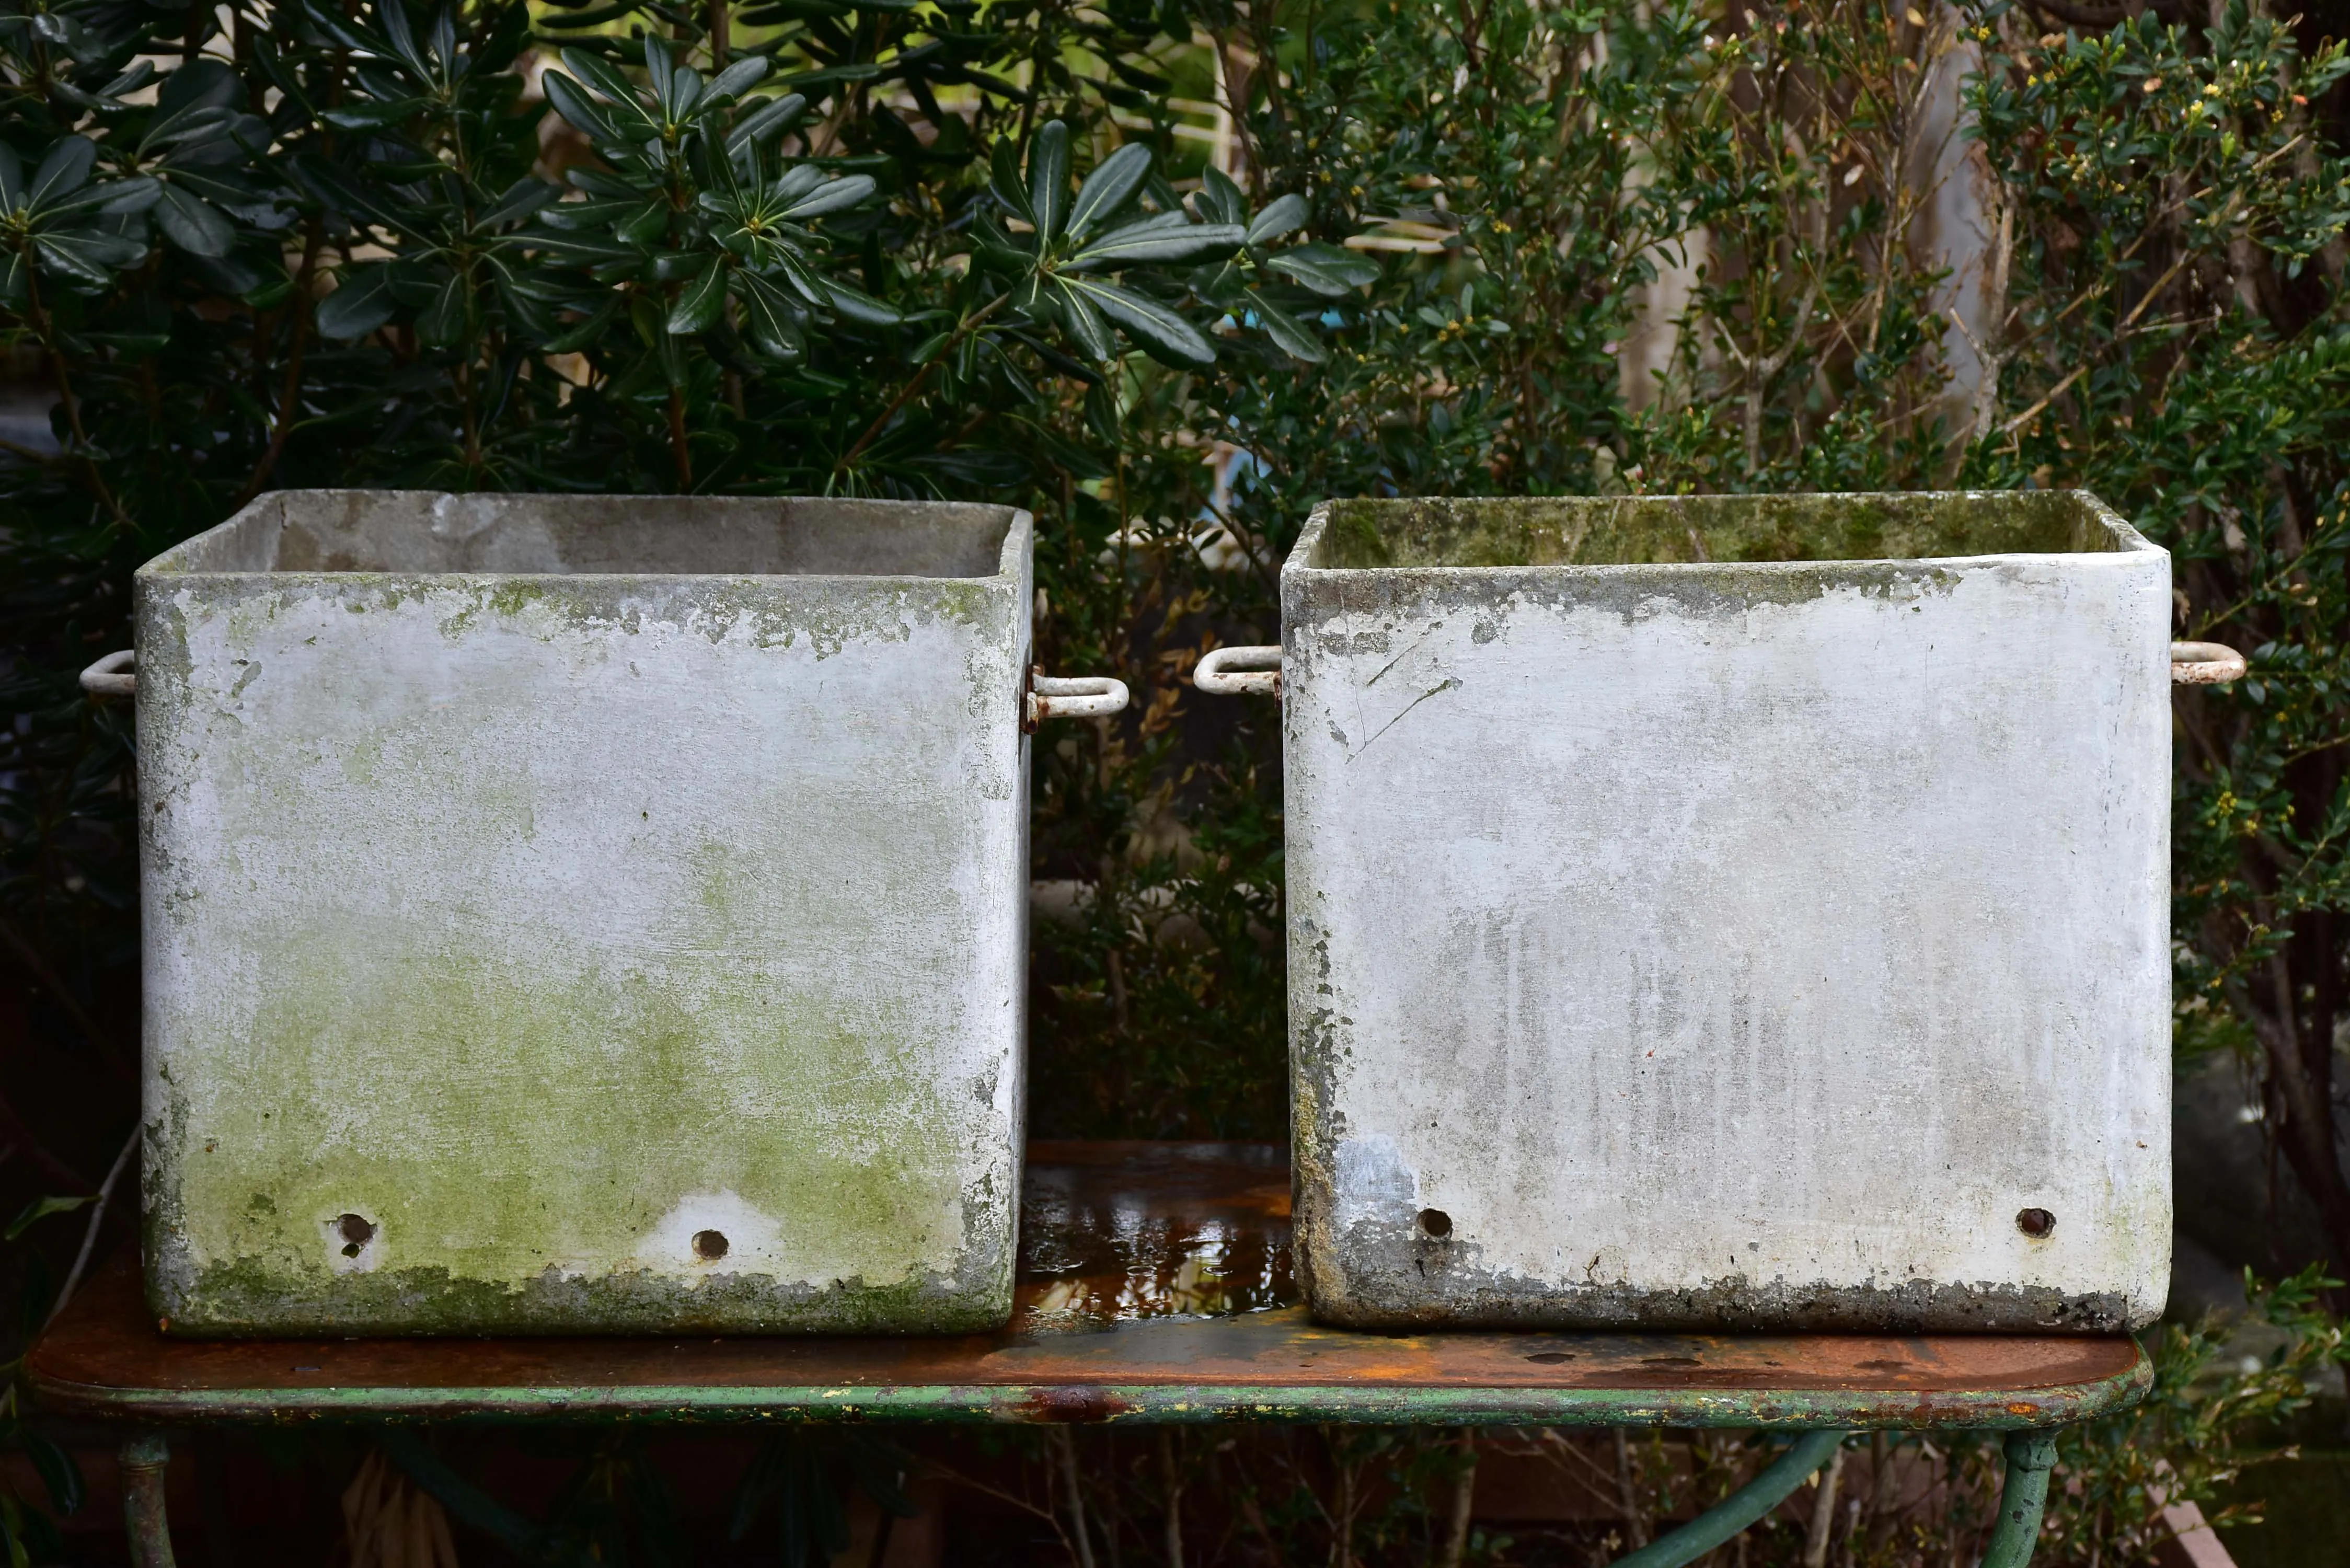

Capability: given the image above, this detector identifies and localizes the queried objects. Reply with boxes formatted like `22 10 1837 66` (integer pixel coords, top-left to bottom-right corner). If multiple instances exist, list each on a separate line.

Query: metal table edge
25 1344 2151 1427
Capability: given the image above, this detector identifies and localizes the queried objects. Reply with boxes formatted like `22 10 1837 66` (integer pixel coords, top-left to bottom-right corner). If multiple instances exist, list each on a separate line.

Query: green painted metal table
28 1142 2148 1565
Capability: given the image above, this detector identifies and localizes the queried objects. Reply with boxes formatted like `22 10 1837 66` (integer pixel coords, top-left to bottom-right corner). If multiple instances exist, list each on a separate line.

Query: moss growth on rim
1316 491 2124 570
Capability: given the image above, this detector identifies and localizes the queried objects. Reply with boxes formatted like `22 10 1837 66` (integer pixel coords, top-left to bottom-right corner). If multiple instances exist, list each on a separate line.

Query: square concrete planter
1201 492 2189 1333
123 491 1117 1336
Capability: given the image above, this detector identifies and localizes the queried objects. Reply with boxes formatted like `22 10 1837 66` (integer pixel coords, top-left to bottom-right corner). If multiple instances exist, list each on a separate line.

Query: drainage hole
337 1214 375 1258
1525 1351 1573 1365
693 1229 730 1261
2015 1207 2056 1238
1416 1207 1453 1239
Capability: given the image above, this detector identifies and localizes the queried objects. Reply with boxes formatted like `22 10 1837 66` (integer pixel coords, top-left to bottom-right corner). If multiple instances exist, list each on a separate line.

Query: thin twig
21 263 131 529
0 915 120 1065
1159 1429 1184 1568
925 1457 1073 1541
1437 1429 1477 1568
1803 1442 1847 1568
1614 1427 1649 1549
232 216 328 509
46 1126 139 1330
1053 1427 1098 1568
1999 364 2090 436
837 292 1010 473
2119 249 2201 333
0 435 61 464
0 1087 91 1193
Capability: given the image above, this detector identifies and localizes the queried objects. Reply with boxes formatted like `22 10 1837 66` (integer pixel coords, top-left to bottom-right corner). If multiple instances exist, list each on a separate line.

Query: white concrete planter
113 491 1122 1336
1200 492 2221 1333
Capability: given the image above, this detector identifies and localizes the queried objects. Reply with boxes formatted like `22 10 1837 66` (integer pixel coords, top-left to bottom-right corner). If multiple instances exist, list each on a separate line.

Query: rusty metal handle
2171 641 2246 685
1027 672 1130 725
81 649 135 699
1195 644 1281 698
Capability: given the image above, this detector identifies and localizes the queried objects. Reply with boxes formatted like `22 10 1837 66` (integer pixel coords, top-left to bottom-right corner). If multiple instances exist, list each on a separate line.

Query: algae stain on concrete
160 930 973 1329
1319 490 2106 570
139 493 1034 1334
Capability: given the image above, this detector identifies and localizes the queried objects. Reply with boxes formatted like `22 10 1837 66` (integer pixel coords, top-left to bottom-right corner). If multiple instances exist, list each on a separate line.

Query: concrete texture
1281 492 2172 1332
136 492 1033 1335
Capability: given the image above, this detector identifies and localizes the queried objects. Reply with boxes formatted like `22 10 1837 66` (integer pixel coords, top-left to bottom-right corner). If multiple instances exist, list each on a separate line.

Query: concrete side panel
139 571 1026 1334
1285 550 2171 1332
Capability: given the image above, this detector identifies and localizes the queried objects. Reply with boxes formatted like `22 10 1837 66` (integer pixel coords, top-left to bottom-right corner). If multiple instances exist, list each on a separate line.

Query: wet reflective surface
1018 1142 1293 1326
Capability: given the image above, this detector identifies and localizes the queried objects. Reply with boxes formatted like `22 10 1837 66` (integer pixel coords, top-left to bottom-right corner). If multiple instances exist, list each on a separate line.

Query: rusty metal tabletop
27 1142 2150 1429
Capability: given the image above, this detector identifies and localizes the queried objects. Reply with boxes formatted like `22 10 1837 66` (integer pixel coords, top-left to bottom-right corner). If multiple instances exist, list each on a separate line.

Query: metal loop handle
1195 645 1282 698
80 649 135 699
1027 672 1130 725
2171 641 2246 685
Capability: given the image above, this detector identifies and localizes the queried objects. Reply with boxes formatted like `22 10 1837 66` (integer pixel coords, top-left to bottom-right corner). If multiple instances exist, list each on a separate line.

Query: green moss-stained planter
135 493 1034 1336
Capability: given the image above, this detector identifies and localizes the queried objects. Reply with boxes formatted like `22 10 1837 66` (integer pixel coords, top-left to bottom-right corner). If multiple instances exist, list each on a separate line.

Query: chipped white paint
1276 493 2172 1332
138 492 1040 1335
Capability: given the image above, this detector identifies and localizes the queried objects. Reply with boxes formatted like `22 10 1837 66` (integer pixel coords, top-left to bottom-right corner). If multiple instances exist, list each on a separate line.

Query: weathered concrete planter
123 491 1116 1336
1200 492 2195 1333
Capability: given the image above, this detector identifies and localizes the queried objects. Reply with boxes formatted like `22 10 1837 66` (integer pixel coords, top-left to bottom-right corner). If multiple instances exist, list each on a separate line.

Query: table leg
120 1433 177 1568
1978 1429 2059 1568
1610 1429 1849 1568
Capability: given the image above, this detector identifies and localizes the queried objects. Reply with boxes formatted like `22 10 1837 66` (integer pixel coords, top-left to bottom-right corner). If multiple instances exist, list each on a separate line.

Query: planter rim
1287 488 2161 579
139 489 1034 585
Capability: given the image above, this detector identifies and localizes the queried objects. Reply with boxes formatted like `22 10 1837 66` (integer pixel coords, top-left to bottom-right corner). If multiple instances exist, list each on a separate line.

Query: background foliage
5 0 2350 1560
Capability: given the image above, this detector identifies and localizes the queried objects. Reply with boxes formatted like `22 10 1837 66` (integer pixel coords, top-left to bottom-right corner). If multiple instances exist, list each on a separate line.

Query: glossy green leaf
970 215 1035 274
155 183 235 256
1069 221 1246 271
1049 279 1116 361
315 263 398 338
642 36 684 119
776 174 875 220
1266 242 1380 296
1067 142 1150 240
1245 193 1310 246
42 175 160 222
1067 276 1215 366
560 48 656 132
1027 119 1070 242
1196 166 1247 226
5 1195 90 1241
1083 380 1120 443
539 295 622 353
822 278 901 326
1252 293 1326 362
706 56 770 105
321 98 431 130
476 178 559 230
666 253 729 333
727 93 807 153
414 270 468 345
541 72 617 144
31 230 143 285
526 227 648 268
617 198 670 244
26 136 96 207
735 270 807 359
987 136 1034 227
